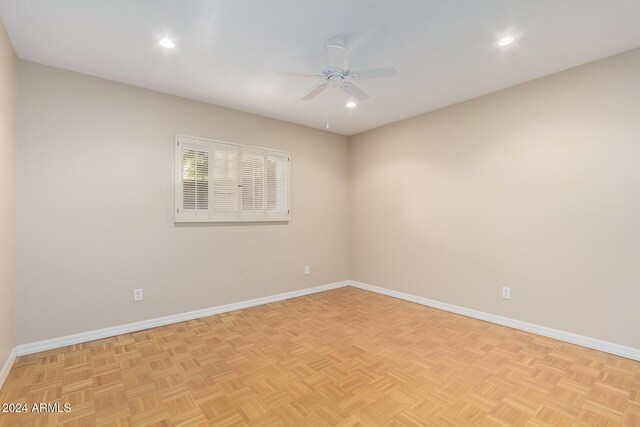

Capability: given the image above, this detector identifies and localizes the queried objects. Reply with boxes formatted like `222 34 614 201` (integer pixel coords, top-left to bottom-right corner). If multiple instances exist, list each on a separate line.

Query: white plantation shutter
177 137 209 220
175 135 289 222
267 153 289 218
211 142 239 219
241 148 266 218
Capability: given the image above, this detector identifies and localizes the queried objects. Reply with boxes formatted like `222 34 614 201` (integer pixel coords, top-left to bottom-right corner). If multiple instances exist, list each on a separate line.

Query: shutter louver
175 135 289 222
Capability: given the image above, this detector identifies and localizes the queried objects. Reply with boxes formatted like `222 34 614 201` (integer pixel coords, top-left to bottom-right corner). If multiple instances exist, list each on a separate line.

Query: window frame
175 134 290 223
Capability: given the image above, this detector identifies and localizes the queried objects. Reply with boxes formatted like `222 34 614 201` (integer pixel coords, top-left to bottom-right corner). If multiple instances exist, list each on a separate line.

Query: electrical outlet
502 287 511 300
134 288 143 302
304 265 310 275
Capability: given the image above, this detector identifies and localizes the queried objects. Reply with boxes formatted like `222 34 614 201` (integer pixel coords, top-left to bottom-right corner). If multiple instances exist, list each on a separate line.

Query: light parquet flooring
1 287 639 426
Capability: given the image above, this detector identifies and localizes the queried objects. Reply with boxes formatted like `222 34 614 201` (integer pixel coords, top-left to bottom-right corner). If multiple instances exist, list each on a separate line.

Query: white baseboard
349 281 640 361
15 279 640 362
16 281 349 356
0 347 17 390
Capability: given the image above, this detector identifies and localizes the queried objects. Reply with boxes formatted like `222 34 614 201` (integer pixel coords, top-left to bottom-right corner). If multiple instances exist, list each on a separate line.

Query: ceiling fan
284 38 397 102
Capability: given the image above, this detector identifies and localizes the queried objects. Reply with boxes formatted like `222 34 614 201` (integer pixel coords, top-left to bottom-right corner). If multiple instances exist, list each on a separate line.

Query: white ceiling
1 1 640 136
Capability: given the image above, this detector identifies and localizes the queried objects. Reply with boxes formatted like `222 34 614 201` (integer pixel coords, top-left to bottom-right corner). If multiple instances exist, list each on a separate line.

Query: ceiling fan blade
278 71 322 79
341 82 369 101
349 67 397 80
327 40 346 70
302 83 328 100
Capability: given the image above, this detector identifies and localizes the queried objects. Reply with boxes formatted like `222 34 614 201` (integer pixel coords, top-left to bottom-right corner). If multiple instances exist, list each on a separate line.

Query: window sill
175 217 290 223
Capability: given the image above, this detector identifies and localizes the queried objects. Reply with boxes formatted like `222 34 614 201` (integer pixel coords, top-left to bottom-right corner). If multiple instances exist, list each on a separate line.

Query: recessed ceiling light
346 101 357 108
497 36 515 47
158 38 176 49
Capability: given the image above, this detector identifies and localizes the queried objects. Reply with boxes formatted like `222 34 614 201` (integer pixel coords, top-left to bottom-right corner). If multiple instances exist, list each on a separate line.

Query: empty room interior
1 1 640 426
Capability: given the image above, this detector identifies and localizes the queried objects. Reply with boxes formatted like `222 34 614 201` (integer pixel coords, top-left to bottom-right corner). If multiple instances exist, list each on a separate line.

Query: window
175 134 290 222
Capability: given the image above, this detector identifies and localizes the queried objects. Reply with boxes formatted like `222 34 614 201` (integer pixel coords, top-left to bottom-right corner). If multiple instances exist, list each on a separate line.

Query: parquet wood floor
1 287 639 426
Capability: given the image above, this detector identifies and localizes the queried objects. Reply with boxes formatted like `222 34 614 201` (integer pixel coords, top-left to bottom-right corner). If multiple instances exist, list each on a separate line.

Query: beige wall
0 19 16 366
350 48 640 348
15 48 640 350
17 61 350 344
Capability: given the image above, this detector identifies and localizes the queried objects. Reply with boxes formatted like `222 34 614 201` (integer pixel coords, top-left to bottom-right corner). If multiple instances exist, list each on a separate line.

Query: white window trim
175 134 290 223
